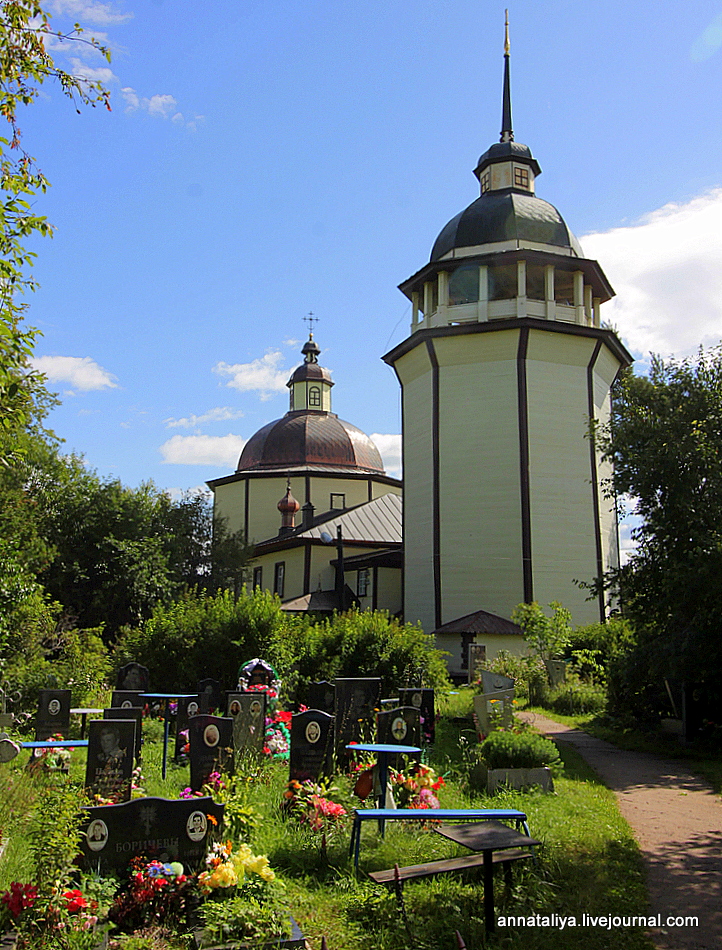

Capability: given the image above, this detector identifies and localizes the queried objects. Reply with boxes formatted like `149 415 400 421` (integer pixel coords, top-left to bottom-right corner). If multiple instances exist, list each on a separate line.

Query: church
208 33 631 678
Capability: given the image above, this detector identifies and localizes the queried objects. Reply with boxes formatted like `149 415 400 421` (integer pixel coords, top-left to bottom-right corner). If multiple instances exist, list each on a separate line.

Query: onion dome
237 337 385 475
278 480 301 535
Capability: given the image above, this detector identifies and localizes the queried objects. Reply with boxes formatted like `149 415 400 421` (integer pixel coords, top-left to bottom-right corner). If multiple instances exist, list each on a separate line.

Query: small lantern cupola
277 479 300 536
287 333 334 412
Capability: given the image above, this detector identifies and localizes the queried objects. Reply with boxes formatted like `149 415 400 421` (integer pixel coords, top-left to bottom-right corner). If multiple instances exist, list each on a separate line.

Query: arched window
309 386 321 407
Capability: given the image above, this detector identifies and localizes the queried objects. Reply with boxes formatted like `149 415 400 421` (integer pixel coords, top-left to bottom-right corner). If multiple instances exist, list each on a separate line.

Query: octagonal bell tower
383 24 632 662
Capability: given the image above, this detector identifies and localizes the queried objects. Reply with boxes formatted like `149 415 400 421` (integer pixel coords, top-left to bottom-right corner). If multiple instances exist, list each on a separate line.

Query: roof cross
303 311 319 336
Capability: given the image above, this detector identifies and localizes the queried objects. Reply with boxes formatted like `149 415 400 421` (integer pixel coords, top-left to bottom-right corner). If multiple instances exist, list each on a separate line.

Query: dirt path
519 711 722 950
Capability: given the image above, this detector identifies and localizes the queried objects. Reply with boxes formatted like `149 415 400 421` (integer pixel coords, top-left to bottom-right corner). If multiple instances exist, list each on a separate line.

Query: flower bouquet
389 762 445 809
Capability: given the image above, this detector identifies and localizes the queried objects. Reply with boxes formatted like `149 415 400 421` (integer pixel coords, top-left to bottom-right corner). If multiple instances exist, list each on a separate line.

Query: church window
309 386 321 407
480 170 491 193
330 493 345 510
253 566 263 589
488 263 518 300
526 263 546 301
273 562 285 598
357 569 370 597
449 264 480 305
514 166 529 189
554 269 575 306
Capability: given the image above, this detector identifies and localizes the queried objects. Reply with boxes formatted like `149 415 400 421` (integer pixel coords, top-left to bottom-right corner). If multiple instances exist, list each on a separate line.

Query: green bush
485 650 548 705
480 729 561 771
274 609 450 698
548 677 607 715
113 587 286 691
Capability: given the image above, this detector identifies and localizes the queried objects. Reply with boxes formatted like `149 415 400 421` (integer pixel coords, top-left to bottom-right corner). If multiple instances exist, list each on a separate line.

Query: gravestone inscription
230 693 266 758
398 688 436 744
104 707 142 762
85 719 136 802
289 710 334 782
188 715 234 791
35 689 71 741
116 663 150 692
80 796 224 874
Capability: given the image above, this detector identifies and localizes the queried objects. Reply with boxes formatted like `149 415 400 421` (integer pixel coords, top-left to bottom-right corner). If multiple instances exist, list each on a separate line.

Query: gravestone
85 719 136 802
80 796 224 874
188 715 234 791
289 710 334 782
545 659 567 688
104 707 142 762
230 693 267 758
399 688 436 744
198 678 224 714
480 671 515 695
0 734 20 763
468 644 487 684
304 681 336 715
334 677 381 750
111 690 146 709
175 695 201 761
376 706 421 748
473 693 513 736
35 689 72 741
116 663 150 692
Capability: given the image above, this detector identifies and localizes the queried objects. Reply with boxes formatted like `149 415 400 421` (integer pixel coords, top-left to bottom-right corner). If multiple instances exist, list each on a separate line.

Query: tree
0 0 110 453
597 349 722 705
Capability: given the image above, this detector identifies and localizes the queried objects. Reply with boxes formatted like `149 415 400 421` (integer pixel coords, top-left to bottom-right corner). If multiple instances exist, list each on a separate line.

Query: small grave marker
468 644 487 684
398 688 436 743
175 694 201 760
335 678 381 749
188 715 234 791
376 706 421 749
80 795 224 874
35 689 71 741
198 678 224 714
289 710 334 782
111 690 145 709
304 681 336 714
104 706 143 762
116 663 150 692
85 719 136 802
230 693 267 758
480 671 515 695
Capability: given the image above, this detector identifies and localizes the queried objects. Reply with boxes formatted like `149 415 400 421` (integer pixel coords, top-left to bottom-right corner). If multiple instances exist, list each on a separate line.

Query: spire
500 9 513 143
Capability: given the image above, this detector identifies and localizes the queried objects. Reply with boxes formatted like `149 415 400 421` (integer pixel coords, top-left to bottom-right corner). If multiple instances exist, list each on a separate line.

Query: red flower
63 889 88 914
1 882 38 919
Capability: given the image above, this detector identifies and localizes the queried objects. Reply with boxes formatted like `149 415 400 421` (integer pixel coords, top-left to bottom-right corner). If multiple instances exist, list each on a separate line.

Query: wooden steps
367 848 531 884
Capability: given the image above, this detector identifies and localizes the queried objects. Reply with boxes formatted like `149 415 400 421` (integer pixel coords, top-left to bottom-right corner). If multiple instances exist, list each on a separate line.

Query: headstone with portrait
188 714 234 791
104 706 143 762
111 690 146 709
334 677 381 750
289 709 335 782
85 718 136 802
198 678 224 714
230 692 267 758
376 706 421 749
398 688 436 744
115 663 150 693
35 689 72 741
174 694 201 761
80 796 224 874
303 681 336 715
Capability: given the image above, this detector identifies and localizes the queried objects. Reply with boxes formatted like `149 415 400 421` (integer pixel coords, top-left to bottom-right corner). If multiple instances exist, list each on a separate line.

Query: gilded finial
504 9 510 56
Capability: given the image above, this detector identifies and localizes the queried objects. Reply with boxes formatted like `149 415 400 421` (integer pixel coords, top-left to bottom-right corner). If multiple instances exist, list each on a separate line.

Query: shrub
547 676 607 715
485 650 548 706
479 730 561 771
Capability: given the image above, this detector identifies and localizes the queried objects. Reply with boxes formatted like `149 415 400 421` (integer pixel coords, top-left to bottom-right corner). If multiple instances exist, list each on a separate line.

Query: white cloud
121 88 177 118
370 433 402 479
165 485 213 502
214 351 289 400
164 407 245 429
31 355 117 391
581 189 722 358
50 0 132 25
159 434 246 467
68 57 116 83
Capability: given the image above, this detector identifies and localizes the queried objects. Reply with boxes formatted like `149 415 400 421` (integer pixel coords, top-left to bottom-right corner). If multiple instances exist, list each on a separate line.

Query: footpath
519 711 722 950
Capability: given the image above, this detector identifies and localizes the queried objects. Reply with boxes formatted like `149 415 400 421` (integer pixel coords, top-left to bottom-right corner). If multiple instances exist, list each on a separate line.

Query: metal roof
298 492 402 545
431 608 523 637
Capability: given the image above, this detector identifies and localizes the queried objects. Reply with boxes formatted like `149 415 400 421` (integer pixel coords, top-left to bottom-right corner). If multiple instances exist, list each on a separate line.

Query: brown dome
237 410 385 474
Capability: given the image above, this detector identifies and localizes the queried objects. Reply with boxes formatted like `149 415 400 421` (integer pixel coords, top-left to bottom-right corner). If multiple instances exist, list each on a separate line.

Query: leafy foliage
511 601 573 667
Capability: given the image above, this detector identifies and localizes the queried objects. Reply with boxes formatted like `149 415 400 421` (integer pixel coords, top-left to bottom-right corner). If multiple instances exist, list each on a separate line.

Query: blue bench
349 807 529 869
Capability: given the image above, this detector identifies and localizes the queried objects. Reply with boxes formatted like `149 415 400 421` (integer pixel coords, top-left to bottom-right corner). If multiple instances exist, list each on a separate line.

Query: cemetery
0 606 659 950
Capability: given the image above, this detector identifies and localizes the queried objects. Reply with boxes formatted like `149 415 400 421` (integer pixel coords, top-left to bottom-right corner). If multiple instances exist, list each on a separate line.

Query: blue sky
20 1 722 551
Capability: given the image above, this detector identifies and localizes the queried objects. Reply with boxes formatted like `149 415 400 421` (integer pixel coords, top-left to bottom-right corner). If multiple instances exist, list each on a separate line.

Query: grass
0 699 659 950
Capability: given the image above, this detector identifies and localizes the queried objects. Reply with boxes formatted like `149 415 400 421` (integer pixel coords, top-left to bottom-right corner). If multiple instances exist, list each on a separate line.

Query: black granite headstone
104 707 142 762
111 690 145 709
198 678 224 714
35 689 72 741
289 710 335 782
334 677 381 749
304 681 335 714
80 796 224 874
85 719 136 802
230 693 266 758
116 663 150 692
398 688 436 743
188 715 234 791
376 706 421 748
175 694 201 760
